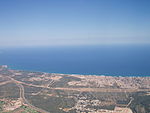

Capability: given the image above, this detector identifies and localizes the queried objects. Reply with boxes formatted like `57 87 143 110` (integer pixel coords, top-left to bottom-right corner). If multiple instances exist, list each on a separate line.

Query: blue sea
0 45 150 76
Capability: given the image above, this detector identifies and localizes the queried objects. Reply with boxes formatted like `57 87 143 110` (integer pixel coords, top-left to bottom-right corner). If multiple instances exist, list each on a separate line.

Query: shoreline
2 65 150 77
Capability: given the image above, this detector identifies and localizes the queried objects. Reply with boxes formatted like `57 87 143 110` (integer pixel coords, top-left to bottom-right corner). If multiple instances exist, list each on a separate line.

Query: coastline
3 65 150 77
0 64 150 113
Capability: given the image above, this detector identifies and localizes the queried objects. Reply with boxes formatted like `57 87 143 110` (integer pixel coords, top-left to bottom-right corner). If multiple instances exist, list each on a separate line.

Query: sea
0 45 150 76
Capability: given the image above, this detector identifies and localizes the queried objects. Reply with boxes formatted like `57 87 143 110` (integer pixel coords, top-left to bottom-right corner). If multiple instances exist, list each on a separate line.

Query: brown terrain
0 65 150 113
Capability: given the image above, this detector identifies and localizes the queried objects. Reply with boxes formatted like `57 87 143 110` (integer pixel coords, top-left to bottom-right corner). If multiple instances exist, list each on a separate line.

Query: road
31 79 55 95
6 76 50 113
1 75 147 113
0 80 12 86
18 83 49 113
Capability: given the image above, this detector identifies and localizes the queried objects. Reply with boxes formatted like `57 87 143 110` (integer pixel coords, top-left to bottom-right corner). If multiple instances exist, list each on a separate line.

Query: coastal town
0 65 150 113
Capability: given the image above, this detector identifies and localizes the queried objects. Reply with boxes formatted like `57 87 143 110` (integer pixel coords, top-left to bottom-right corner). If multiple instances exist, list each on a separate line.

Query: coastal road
4 75 150 93
5 77 150 93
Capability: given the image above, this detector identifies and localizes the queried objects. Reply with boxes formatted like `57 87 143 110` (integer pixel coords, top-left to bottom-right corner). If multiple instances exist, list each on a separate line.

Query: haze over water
0 45 150 76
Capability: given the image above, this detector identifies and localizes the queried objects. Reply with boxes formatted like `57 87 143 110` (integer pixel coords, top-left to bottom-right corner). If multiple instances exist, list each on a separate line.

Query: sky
0 0 150 47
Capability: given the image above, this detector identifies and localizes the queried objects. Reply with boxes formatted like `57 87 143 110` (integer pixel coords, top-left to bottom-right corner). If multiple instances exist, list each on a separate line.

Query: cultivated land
0 65 150 113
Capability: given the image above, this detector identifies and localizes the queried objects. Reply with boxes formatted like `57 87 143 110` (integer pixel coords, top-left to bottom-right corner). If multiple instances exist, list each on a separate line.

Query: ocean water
0 45 150 76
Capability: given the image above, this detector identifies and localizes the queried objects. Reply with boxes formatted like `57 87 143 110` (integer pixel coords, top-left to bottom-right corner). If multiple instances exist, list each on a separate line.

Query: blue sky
0 0 150 47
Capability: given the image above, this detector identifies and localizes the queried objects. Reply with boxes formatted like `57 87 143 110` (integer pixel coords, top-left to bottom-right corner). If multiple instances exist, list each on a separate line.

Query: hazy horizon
0 0 150 47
